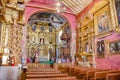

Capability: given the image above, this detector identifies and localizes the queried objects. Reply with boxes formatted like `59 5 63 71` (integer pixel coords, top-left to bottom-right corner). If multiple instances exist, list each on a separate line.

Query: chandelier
55 0 66 13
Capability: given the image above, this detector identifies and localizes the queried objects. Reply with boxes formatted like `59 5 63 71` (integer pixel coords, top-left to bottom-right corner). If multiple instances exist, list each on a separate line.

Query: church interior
0 0 120 80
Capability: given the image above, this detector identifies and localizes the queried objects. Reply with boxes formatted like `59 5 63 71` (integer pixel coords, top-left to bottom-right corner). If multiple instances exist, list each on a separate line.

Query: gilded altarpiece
27 12 70 62
27 24 56 61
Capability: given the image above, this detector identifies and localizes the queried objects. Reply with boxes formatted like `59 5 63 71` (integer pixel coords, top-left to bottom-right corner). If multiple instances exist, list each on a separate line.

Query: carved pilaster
1 23 6 48
4 8 13 23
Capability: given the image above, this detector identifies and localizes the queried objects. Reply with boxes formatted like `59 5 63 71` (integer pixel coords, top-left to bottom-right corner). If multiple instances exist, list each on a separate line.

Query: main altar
27 12 71 62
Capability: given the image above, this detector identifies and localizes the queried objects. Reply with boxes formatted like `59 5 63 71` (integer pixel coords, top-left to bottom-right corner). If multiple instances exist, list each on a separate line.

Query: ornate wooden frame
94 5 112 36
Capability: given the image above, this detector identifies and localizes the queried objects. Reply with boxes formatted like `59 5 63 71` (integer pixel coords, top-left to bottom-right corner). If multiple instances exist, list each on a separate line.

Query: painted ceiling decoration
28 12 67 29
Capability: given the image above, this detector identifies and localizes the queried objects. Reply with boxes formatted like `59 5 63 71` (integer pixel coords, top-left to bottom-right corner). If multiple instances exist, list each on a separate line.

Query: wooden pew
83 69 108 80
26 77 76 80
74 67 96 78
26 73 68 78
26 71 61 75
106 73 120 80
27 69 58 72
90 70 120 80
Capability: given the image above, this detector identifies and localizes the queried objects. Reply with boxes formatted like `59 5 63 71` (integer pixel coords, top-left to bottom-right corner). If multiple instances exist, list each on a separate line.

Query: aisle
25 63 77 80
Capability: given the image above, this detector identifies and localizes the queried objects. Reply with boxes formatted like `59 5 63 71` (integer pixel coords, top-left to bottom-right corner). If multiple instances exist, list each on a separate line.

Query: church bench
27 63 51 69
25 77 76 80
74 67 96 77
90 70 120 80
26 71 61 75
27 69 58 72
83 69 109 80
26 73 68 78
106 72 120 80
66 66 84 76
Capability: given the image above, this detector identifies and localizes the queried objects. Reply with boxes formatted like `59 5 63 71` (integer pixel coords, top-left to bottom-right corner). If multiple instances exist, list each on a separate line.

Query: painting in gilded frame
109 40 120 55
94 5 111 35
115 0 120 26
97 40 105 58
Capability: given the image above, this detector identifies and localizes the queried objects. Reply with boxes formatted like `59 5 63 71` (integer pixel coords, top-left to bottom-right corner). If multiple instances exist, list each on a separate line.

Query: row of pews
58 65 120 80
25 63 77 80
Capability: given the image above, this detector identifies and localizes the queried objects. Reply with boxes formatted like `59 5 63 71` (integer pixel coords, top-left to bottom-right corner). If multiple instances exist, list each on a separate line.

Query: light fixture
55 0 66 13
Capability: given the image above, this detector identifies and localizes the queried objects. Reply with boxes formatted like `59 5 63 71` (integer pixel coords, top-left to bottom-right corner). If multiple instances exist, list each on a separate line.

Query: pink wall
24 0 77 61
25 7 76 30
25 0 76 30
95 31 120 70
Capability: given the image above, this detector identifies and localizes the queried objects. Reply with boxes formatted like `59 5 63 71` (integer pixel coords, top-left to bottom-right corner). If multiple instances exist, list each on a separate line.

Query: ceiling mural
28 12 67 29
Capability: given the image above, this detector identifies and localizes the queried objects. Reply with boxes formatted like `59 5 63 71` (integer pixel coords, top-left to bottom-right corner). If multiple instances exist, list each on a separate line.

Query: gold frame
111 0 119 28
94 5 112 36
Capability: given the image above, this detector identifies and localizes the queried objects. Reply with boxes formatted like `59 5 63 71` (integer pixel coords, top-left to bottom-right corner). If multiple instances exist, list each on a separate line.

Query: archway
27 12 71 63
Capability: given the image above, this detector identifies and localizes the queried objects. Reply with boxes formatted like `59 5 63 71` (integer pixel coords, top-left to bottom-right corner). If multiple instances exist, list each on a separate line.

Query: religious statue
40 38 44 44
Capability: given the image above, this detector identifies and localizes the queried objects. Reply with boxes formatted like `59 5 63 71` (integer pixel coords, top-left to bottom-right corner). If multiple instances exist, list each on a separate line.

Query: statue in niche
39 33 45 44
35 48 39 63
85 43 89 53
40 26 44 31
31 47 35 57
40 38 44 44
49 26 53 32
32 25 36 31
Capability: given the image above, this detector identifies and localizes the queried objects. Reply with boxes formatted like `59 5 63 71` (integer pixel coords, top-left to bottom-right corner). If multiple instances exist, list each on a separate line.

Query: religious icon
32 25 36 31
97 40 105 58
49 26 53 32
40 38 44 44
0 23 2 45
40 26 44 31
109 41 120 53
97 11 109 33
94 6 111 35
115 0 120 25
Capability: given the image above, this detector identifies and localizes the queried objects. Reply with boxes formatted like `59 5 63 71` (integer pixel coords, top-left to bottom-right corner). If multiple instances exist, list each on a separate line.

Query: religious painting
0 23 2 44
97 40 105 58
94 5 111 35
97 11 109 33
109 40 120 54
115 0 120 26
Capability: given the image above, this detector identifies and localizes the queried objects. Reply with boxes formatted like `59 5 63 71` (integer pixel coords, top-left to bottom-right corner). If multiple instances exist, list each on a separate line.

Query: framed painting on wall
0 23 2 45
109 40 120 55
97 40 105 58
115 0 120 26
94 5 111 35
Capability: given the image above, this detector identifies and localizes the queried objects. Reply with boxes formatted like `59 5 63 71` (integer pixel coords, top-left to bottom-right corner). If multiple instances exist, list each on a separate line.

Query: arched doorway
27 12 71 63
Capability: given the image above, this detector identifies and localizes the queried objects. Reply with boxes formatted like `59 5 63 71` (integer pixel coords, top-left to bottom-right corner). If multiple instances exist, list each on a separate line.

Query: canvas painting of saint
115 0 120 25
97 40 105 58
109 41 120 53
97 11 109 33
